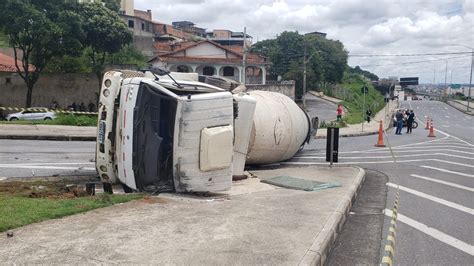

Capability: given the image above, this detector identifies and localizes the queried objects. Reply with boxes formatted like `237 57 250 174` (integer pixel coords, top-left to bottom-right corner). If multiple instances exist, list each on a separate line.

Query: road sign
400 77 419 86
450 84 461 89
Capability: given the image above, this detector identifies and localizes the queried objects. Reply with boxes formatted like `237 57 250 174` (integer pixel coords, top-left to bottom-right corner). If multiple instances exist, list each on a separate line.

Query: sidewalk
0 165 365 265
314 99 399 139
446 100 474 116
0 124 96 141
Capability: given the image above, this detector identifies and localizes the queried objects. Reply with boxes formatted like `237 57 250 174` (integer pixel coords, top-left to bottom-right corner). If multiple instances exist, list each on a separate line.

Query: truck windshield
133 83 177 192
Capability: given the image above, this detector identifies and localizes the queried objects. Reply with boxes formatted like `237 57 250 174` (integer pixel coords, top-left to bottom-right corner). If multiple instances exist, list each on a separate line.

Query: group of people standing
394 109 415 135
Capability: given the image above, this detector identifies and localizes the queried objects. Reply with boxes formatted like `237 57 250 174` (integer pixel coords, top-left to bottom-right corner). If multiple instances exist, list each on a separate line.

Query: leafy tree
251 31 348 96
347 66 379 81
102 0 121 12
0 0 82 107
77 2 132 87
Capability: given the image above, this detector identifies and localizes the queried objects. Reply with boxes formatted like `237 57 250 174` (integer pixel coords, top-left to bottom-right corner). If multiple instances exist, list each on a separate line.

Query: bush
47 114 97 126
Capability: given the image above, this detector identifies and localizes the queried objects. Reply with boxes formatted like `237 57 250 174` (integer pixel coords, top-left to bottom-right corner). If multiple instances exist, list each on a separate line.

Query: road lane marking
386 183 473 214
442 125 449 127
301 149 474 156
0 165 95 171
294 153 474 160
445 116 450 118
431 159 474 168
420 165 474 178
384 209 474 256
410 174 474 192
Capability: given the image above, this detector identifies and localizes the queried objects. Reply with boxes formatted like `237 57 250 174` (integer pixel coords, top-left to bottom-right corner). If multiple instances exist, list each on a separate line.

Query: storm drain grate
261 176 341 191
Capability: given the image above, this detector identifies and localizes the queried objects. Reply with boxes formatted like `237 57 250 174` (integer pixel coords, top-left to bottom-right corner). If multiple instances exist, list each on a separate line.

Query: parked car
6 108 56 121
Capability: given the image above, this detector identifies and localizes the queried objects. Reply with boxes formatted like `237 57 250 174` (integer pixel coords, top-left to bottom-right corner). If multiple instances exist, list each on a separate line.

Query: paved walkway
0 124 96 141
0 166 365 265
446 100 474 115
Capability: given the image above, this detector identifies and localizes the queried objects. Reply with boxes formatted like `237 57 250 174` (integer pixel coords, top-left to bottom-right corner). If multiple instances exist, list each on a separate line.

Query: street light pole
303 43 307 108
468 49 473 111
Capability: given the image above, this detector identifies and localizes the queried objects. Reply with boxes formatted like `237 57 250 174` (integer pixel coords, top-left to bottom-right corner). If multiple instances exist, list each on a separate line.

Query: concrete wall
0 73 99 110
246 81 295 100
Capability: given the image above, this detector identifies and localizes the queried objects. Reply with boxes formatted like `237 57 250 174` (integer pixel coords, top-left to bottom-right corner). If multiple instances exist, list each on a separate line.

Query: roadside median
0 165 365 265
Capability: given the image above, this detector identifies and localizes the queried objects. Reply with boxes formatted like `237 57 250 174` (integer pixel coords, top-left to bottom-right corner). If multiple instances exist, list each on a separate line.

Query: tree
348 65 379 81
0 0 82 107
78 3 132 87
251 31 348 96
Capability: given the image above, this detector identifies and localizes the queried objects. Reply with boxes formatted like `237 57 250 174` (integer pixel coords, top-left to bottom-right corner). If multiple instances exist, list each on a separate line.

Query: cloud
134 0 474 83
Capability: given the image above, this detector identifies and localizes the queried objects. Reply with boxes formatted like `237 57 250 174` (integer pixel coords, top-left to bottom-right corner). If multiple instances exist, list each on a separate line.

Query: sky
135 0 474 84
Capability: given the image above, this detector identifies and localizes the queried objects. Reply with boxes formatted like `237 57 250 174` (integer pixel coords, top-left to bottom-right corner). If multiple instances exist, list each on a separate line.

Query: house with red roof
149 40 269 85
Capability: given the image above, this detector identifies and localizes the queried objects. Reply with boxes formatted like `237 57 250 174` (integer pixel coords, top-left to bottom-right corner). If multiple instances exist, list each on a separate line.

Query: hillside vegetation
320 72 385 124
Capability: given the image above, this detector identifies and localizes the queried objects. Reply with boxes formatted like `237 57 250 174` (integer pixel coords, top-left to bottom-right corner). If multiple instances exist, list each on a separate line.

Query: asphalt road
288 100 474 264
306 93 338 122
0 139 96 179
0 99 472 264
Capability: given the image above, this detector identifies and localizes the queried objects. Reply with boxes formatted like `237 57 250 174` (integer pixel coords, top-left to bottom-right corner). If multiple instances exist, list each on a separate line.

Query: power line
349 51 472 57
357 55 471 68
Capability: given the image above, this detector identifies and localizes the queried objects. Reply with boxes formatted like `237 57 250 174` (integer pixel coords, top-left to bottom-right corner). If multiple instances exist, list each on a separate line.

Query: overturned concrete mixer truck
95 69 315 193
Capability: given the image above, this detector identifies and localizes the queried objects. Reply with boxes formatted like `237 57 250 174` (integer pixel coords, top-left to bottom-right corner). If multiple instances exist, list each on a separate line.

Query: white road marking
410 174 474 192
442 125 449 127
420 165 474 178
431 159 474 168
302 149 474 156
0 165 95 171
387 183 473 215
445 116 450 118
294 153 474 160
384 209 474 256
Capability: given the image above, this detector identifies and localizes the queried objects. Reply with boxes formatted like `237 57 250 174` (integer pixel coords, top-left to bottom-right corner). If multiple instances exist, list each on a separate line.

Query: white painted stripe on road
432 159 474 168
442 125 449 127
386 183 473 215
391 146 474 150
420 165 474 178
384 209 474 256
302 149 474 156
294 153 474 160
410 174 474 192
0 165 95 171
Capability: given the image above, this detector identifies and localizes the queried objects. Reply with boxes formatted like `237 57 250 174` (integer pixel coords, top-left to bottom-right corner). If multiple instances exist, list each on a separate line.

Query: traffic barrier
375 120 386 147
0 106 98 115
425 117 430 129
427 120 436 137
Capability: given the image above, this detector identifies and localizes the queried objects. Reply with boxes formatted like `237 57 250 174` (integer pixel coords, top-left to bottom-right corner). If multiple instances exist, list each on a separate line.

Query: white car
6 108 56 121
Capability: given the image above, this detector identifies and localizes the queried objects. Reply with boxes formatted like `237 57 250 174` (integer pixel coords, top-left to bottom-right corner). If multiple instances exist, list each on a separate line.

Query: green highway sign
450 84 461 89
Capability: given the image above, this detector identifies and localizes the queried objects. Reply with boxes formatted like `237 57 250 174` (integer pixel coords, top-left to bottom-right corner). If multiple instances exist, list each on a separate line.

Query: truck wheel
122 183 133 193
102 183 113 194
10 117 18 121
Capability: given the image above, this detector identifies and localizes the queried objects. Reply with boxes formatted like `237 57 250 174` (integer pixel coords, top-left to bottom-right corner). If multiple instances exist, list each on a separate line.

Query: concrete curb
308 91 342 105
298 167 366 266
445 101 474 116
0 135 96 141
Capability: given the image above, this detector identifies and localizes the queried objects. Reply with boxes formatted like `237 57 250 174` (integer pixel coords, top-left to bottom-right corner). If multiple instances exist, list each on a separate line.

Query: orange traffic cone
425 117 430 129
428 120 436 137
375 120 386 147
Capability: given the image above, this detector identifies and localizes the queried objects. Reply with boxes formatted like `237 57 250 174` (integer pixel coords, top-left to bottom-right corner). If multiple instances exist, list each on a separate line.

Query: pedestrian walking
336 104 343 122
406 110 415 134
366 109 372 123
395 110 404 135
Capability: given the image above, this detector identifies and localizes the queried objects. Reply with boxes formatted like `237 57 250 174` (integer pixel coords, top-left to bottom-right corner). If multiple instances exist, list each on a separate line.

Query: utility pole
303 42 307 108
468 49 473 111
242 27 247 85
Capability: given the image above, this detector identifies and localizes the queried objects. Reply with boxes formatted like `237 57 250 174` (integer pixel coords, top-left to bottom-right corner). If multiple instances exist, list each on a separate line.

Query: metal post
329 128 334 168
468 49 473 111
303 42 307 108
362 87 366 132
242 27 247 85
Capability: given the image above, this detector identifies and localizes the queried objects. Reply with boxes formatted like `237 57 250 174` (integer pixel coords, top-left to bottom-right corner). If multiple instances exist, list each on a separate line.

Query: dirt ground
0 181 92 199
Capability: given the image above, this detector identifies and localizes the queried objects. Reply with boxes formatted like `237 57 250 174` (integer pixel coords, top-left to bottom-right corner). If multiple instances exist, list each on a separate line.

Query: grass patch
318 73 385 124
1 114 97 127
0 181 144 232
